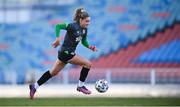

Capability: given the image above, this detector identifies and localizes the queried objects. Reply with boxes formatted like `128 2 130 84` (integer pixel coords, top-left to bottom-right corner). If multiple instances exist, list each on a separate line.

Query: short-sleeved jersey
59 22 87 53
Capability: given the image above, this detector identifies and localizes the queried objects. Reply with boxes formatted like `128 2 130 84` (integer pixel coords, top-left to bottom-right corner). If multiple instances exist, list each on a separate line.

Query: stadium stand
0 0 180 84
92 22 180 68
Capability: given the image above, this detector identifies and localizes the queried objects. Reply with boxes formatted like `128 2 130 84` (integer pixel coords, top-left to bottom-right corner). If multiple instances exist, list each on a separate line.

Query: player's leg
37 59 66 87
68 55 92 94
29 59 66 99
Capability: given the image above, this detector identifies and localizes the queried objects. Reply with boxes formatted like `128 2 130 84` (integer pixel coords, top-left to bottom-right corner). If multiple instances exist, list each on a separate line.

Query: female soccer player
29 7 97 99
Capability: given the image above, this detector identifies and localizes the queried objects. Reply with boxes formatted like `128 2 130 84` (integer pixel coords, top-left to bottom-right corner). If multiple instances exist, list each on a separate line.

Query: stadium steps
91 22 180 68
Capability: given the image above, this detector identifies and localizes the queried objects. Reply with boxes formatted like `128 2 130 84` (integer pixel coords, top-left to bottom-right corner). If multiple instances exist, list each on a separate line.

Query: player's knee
84 61 92 68
50 70 59 76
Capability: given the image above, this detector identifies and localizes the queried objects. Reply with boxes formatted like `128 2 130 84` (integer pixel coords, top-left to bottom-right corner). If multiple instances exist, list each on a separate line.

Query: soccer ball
95 79 109 93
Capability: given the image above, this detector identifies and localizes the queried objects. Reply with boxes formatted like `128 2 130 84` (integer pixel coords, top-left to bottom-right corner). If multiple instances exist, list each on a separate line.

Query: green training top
55 22 90 52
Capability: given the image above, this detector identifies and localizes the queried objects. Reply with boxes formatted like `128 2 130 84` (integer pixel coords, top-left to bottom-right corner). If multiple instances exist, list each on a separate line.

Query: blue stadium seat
136 39 180 63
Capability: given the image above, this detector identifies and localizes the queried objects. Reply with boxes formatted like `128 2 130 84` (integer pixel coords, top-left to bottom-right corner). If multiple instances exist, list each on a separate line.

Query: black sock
79 67 90 82
37 71 52 86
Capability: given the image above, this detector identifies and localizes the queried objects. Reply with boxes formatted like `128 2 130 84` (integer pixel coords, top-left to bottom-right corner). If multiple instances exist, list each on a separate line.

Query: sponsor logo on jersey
83 29 86 34
76 36 82 42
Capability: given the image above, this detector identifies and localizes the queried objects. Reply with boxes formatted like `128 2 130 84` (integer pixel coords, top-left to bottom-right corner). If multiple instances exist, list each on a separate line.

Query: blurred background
0 0 180 98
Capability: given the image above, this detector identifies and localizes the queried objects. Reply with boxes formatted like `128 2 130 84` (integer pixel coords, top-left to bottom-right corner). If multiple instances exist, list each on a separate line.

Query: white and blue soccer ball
95 79 109 93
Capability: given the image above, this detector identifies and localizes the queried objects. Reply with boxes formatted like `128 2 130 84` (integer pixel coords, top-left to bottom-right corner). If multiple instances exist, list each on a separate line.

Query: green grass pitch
0 97 180 106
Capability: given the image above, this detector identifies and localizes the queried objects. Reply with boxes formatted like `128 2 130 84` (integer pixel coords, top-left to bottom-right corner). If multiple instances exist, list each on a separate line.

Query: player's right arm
52 23 68 48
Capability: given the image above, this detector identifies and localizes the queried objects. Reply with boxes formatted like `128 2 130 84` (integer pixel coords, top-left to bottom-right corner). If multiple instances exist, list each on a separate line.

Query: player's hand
52 38 60 48
89 45 98 52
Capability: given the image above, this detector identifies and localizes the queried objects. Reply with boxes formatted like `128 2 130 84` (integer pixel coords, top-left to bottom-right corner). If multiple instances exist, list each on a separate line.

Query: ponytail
73 7 89 22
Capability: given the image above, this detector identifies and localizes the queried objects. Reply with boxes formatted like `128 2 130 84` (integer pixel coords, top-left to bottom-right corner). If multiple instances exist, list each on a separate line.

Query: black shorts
58 51 76 63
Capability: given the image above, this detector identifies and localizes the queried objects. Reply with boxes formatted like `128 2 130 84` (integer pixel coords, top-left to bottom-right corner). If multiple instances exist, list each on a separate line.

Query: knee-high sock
37 71 52 86
79 67 90 82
